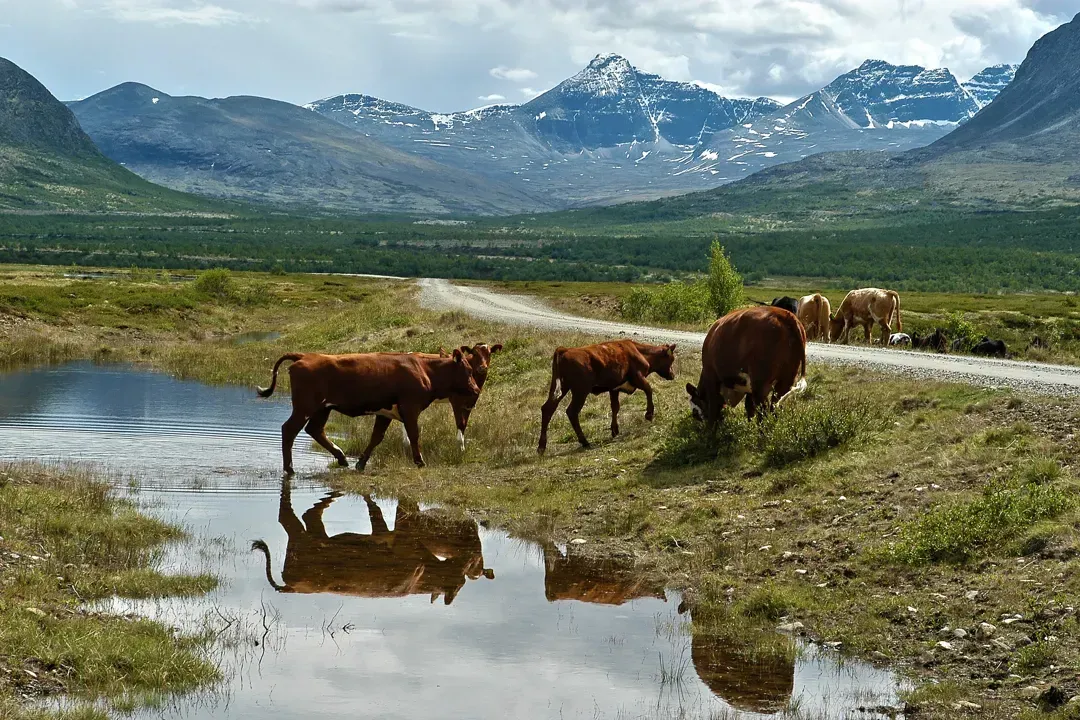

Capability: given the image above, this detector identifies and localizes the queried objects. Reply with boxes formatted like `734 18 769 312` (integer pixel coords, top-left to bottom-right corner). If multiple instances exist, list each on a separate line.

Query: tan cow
829 288 902 345
796 293 832 342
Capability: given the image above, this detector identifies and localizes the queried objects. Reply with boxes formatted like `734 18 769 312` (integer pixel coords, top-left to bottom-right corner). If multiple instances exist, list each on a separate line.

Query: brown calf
797 293 832 342
537 340 676 454
829 288 902 345
419 343 502 450
686 306 807 423
257 350 479 474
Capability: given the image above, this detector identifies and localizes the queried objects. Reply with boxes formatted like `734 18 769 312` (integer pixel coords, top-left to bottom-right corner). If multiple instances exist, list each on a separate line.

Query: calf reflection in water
251 482 494 605
541 544 666 605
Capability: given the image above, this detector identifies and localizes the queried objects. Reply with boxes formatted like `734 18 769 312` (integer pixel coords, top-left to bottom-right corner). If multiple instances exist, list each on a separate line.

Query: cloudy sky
1 0 1074 110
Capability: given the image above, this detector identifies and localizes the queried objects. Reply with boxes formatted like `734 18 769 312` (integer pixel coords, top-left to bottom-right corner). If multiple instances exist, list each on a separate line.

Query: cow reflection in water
542 546 794 714
678 602 795 714
251 482 493 605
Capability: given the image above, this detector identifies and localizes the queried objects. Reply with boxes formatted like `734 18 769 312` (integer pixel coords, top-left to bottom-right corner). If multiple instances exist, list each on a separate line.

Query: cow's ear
438 347 449 358
453 348 465 363
668 343 676 352
490 344 503 353
458 345 473 356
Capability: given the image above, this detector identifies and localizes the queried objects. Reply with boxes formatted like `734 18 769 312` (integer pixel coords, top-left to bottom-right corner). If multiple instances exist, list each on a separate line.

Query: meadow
2 266 1080 718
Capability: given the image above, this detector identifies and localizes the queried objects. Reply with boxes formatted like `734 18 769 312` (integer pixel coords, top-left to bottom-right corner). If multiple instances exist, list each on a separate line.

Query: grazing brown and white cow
797 293 832 342
829 288 902 345
537 340 676 454
258 350 480 474
686 306 807 423
251 482 492 604
418 343 502 451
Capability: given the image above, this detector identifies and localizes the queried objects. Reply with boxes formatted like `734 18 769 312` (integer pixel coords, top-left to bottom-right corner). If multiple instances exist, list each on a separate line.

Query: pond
0 363 908 719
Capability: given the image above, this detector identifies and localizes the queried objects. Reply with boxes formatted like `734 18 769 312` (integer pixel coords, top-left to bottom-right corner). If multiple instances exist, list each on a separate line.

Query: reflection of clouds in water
1 364 907 719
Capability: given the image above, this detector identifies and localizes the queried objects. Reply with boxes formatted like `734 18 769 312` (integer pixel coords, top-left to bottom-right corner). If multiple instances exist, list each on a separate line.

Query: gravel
419 278 1080 396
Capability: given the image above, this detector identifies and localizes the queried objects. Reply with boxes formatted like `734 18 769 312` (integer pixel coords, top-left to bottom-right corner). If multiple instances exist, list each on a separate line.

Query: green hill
0 57 222 214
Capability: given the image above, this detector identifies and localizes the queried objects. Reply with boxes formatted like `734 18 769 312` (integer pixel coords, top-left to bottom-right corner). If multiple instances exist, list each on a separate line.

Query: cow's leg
301 493 338 540
745 394 759 421
280 411 307 476
862 322 872 344
357 415 392 471
278 477 305 539
565 390 591 449
401 410 426 468
538 389 570 455
878 320 891 346
304 406 349 467
364 494 390 536
628 373 656 421
609 390 621 438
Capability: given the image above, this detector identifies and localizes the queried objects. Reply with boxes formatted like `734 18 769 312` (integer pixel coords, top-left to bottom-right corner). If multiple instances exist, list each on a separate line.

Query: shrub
887 481 1072 565
759 394 878 468
945 310 978 349
191 268 236 300
654 413 750 467
619 280 713 324
706 238 744 317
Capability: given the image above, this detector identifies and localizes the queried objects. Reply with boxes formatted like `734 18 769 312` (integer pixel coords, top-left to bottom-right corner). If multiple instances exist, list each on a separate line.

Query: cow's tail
257 353 303 398
250 540 290 592
547 349 565 401
776 346 808 408
889 291 902 332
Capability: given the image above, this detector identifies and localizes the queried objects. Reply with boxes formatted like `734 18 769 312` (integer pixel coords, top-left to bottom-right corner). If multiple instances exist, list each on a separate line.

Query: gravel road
419 278 1080 396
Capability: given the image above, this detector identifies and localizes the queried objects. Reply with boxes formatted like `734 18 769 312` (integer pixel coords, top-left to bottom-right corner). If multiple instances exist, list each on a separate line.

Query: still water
0 363 906 719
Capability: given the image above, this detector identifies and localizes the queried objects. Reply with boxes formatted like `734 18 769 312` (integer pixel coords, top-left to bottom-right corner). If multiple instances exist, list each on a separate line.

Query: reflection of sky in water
2 364 906 719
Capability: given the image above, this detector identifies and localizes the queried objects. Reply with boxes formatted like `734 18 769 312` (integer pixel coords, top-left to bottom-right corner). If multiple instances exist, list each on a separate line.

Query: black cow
913 329 949 353
751 297 800 315
971 337 1008 358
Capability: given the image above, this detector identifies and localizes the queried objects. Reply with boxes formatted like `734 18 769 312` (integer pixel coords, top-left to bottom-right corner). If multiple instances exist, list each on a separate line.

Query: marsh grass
0 464 218 718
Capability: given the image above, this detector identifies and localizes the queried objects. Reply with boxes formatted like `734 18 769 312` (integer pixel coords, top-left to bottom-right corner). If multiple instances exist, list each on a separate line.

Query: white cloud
478 93 506 101
519 87 541 99
490 66 538 82
101 0 252 25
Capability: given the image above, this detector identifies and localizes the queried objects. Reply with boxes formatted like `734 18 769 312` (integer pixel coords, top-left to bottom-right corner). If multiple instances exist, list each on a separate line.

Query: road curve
418 278 1080 396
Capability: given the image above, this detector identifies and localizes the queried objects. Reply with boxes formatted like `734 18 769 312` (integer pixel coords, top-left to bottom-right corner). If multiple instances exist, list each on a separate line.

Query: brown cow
797 293 832 342
829 288 902 345
686 306 807 423
257 350 479 474
537 340 676 454
419 343 502 451
251 481 493 604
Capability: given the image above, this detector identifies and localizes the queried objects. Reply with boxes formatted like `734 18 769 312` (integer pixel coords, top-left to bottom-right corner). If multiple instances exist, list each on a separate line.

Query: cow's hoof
414 460 427 469
335 458 349 468
537 446 547 456
355 459 368 472
611 428 619 438
283 468 295 477
645 412 655 422
579 442 592 451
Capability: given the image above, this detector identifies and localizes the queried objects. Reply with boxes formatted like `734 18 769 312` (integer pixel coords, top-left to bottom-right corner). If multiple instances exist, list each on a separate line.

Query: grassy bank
0 463 218 719
4 267 1080 718
486 279 1080 365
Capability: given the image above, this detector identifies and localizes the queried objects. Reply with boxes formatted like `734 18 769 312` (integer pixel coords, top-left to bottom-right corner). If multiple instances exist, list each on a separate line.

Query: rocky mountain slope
70 83 546 216
312 55 1015 204
962 64 1019 108
0 57 210 213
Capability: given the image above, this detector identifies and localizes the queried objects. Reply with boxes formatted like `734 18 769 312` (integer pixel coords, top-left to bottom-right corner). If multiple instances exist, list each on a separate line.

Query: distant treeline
1 207 1079 292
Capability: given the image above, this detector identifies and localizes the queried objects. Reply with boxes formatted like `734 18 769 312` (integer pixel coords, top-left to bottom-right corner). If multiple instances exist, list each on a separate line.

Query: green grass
0 464 218 718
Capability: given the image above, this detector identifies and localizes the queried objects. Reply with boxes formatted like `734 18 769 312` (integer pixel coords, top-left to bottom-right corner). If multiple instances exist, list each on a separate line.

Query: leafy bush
887 481 1072 565
191 268 236 300
619 280 713 324
655 391 876 469
759 394 878 468
945 311 978 349
706 238 744 317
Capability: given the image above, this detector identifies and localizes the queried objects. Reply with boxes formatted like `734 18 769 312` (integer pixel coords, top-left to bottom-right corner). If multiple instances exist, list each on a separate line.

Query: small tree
706 238 744 317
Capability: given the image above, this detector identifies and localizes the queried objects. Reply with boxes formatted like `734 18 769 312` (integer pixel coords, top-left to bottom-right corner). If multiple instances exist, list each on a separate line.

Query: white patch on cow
689 397 705 421
731 372 752 393
553 378 561 397
399 423 410 445
376 405 403 422
458 430 466 452
776 378 808 407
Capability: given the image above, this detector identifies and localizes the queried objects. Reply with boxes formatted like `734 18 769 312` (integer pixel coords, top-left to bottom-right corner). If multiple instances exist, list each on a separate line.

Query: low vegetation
4 267 1080 718
0 463 218 719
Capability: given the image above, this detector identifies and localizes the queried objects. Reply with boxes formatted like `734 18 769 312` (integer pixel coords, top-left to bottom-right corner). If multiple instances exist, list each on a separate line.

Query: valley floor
2 266 1080 719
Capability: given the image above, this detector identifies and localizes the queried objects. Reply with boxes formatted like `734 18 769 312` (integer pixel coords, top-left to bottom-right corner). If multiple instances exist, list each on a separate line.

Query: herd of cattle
257 286 1012 473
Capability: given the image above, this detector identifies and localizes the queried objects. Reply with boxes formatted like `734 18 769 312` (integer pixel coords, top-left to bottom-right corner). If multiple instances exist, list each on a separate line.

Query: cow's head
441 343 502 450
650 343 677 380
686 383 708 422
829 314 845 340
451 348 481 398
